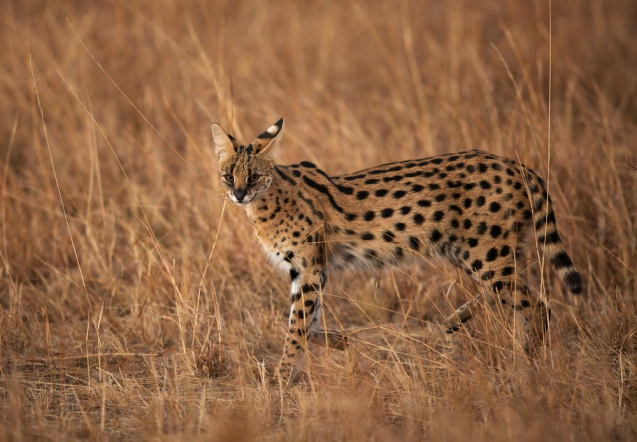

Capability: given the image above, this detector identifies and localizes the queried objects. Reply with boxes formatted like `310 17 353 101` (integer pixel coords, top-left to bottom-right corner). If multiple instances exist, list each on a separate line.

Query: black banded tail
530 176 583 295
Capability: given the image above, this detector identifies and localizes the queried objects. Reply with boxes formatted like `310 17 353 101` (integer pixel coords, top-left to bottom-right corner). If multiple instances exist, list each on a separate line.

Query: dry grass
1 0 636 440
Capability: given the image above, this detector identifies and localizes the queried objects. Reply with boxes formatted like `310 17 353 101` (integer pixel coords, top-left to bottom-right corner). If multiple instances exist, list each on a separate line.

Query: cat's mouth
229 195 253 206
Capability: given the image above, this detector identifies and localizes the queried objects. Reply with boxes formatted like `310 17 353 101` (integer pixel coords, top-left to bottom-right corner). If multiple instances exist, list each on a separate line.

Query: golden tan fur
212 118 582 381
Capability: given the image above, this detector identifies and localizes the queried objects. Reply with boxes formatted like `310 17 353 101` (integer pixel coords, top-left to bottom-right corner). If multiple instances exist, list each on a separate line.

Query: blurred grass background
1 0 636 440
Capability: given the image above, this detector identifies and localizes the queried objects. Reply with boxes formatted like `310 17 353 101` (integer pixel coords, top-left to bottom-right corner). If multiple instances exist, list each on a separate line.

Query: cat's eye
248 174 260 184
223 174 234 184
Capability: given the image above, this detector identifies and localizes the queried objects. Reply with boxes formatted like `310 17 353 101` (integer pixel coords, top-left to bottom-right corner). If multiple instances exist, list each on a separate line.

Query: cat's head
211 118 283 206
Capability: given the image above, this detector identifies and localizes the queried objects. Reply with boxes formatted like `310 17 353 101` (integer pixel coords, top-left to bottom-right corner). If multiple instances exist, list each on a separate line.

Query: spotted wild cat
211 118 582 381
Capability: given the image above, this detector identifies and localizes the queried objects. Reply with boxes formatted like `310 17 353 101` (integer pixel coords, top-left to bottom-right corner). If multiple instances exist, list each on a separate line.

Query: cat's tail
530 175 583 295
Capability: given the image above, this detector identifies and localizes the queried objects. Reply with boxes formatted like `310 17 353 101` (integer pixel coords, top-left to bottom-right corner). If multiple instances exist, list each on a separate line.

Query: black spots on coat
522 210 533 220
382 230 396 242
452 193 461 199
369 166 400 176
476 196 486 207
500 245 510 257
365 178 380 185
400 206 412 215
375 189 389 197
463 219 472 229
300 161 317 168
293 231 301 238
304 299 315 308
292 170 302 177
429 183 441 191
357 190 370 200
493 175 502 184
301 283 319 293
471 259 483 271
433 211 445 222
468 238 479 247
365 249 378 260
463 198 472 209
413 213 425 225
284 251 295 262
448 155 460 162
435 194 446 202
438 172 448 179
383 175 405 182
501 266 514 276
430 229 443 242
503 192 514 201
393 190 407 199
462 250 470 260
409 236 421 250
418 199 432 207
485 247 499 262
449 204 462 215
445 164 457 172
345 229 355 235
297 310 305 319
476 221 487 235
344 173 366 181
431 158 444 165
364 211 375 221
478 163 488 173
532 197 544 212
394 246 404 259
395 222 406 231
551 251 573 269
345 213 357 221
513 181 523 190
412 184 425 192
360 232 375 241
381 208 395 218
466 164 476 173
405 171 423 178
464 183 476 190
450 218 460 229
506 168 516 177
481 270 496 281
479 180 491 190
490 225 502 238
491 163 502 171
290 268 300 281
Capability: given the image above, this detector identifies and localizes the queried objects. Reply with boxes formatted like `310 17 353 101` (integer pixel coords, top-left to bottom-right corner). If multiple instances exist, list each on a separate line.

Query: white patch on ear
211 124 234 159
256 119 284 158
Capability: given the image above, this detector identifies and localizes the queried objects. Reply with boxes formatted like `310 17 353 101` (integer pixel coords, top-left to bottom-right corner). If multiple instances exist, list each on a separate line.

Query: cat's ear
211 123 239 160
251 118 284 158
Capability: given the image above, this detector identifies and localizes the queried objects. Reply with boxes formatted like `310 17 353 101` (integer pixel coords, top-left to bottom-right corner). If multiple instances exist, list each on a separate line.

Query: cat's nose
234 187 247 202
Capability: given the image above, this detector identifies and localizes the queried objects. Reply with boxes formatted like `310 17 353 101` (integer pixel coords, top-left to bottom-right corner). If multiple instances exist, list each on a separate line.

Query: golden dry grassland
1 0 636 440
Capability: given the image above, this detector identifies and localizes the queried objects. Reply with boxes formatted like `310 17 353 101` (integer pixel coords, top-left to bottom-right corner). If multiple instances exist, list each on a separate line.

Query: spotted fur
212 118 583 381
